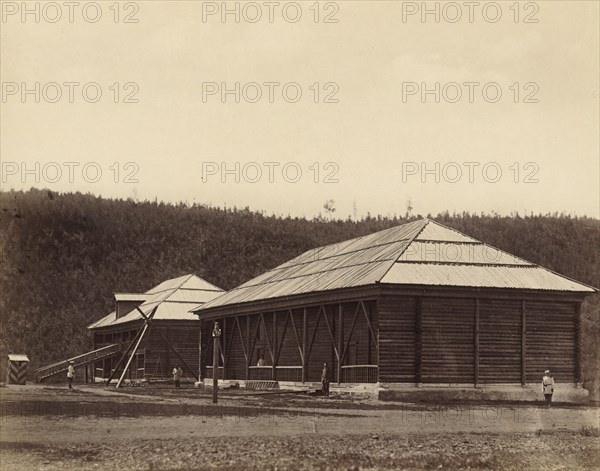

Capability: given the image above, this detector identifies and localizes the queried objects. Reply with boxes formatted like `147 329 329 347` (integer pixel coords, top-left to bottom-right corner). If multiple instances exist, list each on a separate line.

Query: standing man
173 365 183 388
542 369 555 407
66 361 75 389
321 362 330 397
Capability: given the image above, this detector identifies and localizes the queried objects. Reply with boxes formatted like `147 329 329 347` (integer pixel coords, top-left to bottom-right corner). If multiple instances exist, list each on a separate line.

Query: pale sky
1 1 599 218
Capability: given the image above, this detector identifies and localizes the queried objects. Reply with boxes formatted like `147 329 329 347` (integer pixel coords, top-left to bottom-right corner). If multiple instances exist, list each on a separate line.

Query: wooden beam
289 309 304 363
116 324 149 388
248 314 262 367
337 303 343 385
259 313 275 365
134 307 199 381
235 317 248 362
521 300 526 386
474 298 479 387
321 305 340 361
360 301 379 349
275 311 290 365
575 302 581 385
305 307 323 362
416 297 423 385
107 306 157 386
272 311 277 380
340 302 360 366
302 308 308 383
222 318 228 379
199 321 203 381
246 316 250 380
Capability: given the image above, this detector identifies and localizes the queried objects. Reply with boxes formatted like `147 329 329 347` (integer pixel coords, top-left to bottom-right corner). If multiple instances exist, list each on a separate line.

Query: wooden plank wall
377 293 579 386
479 299 521 383
378 295 417 383
144 325 200 380
421 297 475 384
525 300 577 383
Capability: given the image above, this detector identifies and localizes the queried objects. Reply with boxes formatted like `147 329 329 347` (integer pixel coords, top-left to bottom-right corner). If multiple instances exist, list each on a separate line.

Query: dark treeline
0 189 598 390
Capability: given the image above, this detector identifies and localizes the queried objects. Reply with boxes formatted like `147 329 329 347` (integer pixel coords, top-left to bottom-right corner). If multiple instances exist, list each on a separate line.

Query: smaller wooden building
88 274 224 383
6 354 30 385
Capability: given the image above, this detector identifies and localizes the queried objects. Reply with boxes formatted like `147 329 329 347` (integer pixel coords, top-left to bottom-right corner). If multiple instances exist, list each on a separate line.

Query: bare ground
1 384 598 471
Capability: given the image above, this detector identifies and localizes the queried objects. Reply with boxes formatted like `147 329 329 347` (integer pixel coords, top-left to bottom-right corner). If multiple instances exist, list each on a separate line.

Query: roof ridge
377 219 430 282
424 220 481 242
287 218 429 265
160 274 195 303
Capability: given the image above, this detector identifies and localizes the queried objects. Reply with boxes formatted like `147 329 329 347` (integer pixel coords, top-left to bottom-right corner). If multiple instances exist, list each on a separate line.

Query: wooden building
194 219 596 388
88 274 224 383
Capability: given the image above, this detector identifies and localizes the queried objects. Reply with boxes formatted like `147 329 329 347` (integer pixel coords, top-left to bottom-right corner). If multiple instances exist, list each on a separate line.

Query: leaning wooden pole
134 306 199 381
116 323 149 388
106 308 157 386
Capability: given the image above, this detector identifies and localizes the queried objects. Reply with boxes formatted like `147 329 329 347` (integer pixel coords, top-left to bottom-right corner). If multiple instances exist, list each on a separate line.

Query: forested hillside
0 189 598 391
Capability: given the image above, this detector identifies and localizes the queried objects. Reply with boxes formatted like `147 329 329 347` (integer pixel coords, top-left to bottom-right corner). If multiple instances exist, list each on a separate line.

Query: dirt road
1 384 598 470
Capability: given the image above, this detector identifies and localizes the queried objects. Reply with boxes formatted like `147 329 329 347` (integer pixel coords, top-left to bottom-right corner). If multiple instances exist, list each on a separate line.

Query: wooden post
165 327 171 378
474 298 479 387
212 321 221 404
521 300 526 386
199 322 203 381
416 297 423 385
245 316 250 380
575 303 581 385
222 318 228 379
302 307 308 384
272 311 277 381
337 304 343 385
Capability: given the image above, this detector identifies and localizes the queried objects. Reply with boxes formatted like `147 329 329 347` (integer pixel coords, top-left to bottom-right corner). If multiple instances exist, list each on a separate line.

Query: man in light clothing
542 369 554 407
172 365 183 388
66 361 75 389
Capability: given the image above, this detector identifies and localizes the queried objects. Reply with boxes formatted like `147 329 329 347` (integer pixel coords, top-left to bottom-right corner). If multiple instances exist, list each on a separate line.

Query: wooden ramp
35 343 123 382
245 380 280 390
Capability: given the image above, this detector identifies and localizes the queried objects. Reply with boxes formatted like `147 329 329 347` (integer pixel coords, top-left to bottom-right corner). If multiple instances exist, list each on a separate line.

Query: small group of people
66 362 185 389
66 356 556 404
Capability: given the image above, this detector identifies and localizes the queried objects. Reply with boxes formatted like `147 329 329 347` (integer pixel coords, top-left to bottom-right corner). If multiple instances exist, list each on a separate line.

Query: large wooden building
89 274 224 382
193 219 596 389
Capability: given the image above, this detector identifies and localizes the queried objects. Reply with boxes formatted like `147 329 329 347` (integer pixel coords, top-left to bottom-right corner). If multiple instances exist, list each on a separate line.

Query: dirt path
1 384 598 470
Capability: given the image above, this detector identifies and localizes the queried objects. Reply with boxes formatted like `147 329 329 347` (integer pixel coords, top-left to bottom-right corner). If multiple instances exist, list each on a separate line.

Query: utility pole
212 321 221 404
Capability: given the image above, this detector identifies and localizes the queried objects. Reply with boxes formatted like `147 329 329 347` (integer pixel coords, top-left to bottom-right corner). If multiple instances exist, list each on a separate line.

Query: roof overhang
194 283 595 320
114 293 151 302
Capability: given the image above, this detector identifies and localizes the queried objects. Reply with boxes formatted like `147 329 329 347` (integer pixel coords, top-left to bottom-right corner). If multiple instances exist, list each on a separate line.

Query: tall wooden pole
521 300 526 387
302 308 308 384
416 297 423 386
337 303 343 385
212 321 221 404
474 298 479 387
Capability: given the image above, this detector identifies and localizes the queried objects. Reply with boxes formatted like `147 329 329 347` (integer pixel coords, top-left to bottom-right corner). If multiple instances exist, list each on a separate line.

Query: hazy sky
1 1 598 218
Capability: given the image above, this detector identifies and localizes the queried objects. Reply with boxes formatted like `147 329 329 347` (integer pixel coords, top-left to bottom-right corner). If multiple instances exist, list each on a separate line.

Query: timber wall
377 293 579 385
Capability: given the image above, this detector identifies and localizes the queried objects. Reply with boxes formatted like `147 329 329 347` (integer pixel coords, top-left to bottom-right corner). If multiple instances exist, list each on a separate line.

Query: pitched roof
88 274 224 329
195 219 596 312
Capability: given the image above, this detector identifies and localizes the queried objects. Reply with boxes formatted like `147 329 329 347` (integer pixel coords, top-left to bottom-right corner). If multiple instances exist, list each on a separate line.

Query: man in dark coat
321 362 331 397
